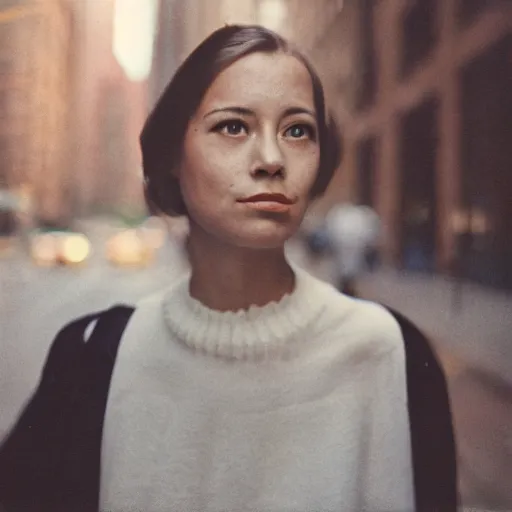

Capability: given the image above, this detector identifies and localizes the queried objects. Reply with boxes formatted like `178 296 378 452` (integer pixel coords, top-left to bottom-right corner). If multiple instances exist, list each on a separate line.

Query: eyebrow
203 106 316 120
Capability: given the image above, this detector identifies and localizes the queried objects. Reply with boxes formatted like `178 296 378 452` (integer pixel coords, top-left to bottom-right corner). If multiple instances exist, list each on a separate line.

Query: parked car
30 228 91 267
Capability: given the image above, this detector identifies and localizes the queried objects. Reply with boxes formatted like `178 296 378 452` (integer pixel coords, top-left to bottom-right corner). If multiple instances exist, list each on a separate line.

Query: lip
237 193 296 205
237 193 296 214
241 201 292 213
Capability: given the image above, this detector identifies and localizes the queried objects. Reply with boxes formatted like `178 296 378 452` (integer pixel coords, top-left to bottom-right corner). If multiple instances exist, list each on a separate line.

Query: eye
284 123 316 140
213 119 248 137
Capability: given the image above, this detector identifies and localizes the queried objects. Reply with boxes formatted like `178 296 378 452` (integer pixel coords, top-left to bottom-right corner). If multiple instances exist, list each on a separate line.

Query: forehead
198 52 315 113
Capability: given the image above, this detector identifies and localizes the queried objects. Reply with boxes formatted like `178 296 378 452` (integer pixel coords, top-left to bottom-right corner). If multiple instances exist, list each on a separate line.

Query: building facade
336 0 512 291
70 0 150 219
0 0 158 226
0 0 75 226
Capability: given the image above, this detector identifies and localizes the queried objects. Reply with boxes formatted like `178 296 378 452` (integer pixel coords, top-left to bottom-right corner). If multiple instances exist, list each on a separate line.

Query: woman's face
179 51 320 249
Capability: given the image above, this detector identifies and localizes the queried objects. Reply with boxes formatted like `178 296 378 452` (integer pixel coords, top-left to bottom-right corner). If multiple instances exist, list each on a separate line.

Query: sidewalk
354 268 512 509
357 268 512 388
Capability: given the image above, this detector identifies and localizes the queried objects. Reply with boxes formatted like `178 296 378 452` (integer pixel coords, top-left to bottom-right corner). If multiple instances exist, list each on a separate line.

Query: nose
250 132 285 179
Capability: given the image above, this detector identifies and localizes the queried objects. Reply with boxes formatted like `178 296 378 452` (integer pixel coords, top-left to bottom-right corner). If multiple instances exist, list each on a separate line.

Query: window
355 0 377 110
459 35 512 290
458 0 498 26
399 96 440 273
401 0 438 77
357 136 377 207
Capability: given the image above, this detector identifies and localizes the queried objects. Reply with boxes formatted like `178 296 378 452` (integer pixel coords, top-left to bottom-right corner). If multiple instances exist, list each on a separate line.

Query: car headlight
106 229 149 266
60 234 91 264
31 234 59 266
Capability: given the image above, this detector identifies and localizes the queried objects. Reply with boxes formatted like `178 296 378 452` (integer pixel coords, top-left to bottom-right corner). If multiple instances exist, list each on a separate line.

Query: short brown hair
140 24 342 216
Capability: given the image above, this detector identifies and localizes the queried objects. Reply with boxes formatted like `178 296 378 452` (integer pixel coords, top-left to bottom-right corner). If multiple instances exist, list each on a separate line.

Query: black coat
0 305 458 512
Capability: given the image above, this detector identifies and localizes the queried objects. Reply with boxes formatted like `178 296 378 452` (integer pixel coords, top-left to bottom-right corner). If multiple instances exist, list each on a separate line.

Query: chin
191 211 303 250
227 222 297 250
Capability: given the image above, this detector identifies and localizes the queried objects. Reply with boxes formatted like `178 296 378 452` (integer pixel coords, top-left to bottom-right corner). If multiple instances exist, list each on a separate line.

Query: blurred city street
1 0 511 510
0 218 189 439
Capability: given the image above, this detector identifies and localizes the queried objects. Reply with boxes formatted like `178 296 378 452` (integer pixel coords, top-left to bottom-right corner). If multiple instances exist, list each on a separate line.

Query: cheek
179 149 240 214
289 147 320 193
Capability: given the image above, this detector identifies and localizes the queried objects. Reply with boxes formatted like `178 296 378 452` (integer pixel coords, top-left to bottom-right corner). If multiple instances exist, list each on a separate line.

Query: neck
186 224 295 312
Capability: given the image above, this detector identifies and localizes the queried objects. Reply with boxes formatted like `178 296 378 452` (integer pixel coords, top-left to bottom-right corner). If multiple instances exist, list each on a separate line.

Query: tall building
0 0 160 225
0 0 75 225
337 0 512 291
69 0 153 219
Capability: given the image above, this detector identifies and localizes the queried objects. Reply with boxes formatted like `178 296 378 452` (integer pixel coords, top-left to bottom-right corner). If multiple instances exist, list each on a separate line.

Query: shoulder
118 285 179 342
135 287 169 310
347 298 404 358
44 305 135 375
131 286 173 327
314 281 405 359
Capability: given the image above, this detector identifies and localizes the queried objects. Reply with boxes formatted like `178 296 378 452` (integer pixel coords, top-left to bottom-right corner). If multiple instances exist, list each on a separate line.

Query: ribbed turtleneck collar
162 265 327 360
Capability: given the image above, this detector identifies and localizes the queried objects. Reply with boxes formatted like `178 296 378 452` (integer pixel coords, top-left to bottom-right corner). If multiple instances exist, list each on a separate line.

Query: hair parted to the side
140 24 342 217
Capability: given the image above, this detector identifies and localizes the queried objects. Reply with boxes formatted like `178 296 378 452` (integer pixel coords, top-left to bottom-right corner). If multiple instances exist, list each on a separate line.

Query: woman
0 25 457 512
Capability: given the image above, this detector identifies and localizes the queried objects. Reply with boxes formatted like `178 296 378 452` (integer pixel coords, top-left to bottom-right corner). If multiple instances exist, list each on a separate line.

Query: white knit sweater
100 266 414 512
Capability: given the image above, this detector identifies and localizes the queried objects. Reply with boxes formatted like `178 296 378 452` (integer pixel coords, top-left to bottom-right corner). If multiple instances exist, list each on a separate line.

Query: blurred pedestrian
302 213 332 259
0 25 457 512
325 201 381 296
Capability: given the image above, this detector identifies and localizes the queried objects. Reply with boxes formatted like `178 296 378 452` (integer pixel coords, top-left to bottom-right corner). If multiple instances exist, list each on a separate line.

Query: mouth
237 193 296 213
